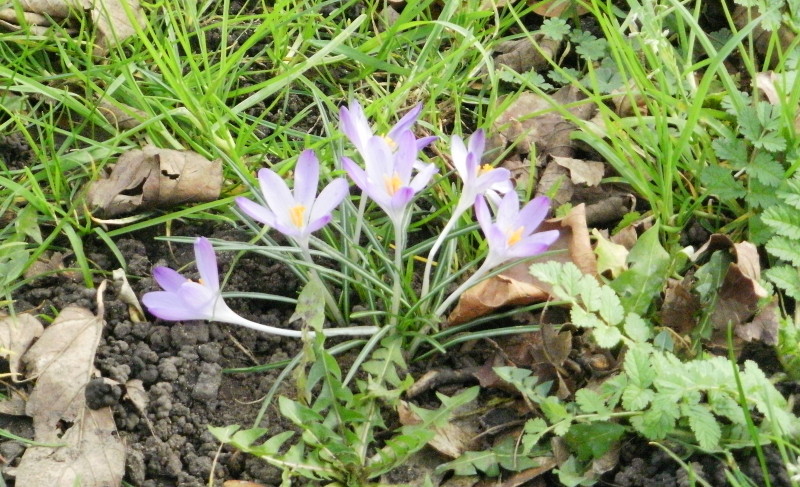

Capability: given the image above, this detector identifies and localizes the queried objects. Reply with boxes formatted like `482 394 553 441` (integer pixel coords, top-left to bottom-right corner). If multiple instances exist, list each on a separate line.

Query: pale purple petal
415 136 438 151
194 237 220 293
342 157 369 192
496 191 521 230
340 102 372 153
474 196 492 233
387 103 422 140
152 266 186 293
517 196 551 234
408 162 438 192
271 221 302 239
468 129 486 158
177 280 216 310
258 168 295 223
364 136 394 186
474 168 512 193
309 177 348 224
389 186 415 211
393 131 418 182
486 225 508 250
306 214 332 234
508 230 560 259
236 196 277 227
143 291 205 321
450 134 468 178
293 150 320 208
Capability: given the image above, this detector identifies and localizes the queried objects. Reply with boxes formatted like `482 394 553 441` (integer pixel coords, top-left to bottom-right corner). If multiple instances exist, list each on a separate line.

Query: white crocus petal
235 196 278 227
194 237 220 292
293 149 320 209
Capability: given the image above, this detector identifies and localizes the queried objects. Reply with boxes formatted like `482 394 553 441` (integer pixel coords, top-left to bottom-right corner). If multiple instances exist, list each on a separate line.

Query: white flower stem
434 259 495 317
389 215 408 328
420 202 469 305
224 313 378 337
298 242 347 327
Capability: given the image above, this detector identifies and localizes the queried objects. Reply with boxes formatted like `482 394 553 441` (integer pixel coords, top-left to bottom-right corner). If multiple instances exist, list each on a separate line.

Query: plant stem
434 260 494 317
389 217 407 328
224 311 378 337
420 202 470 308
298 242 347 326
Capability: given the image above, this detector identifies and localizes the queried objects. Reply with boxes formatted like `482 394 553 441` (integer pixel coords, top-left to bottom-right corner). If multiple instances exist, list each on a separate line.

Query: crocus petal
468 129 486 157
408 162 438 193
517 196 551 234
306 214 332 234
508 230 560 259
258 168 295 225
474 168 512 193
236 196 277 227
309 177 348 224
342 157 369 192
415 136 438 151
340 102 372 153
496 192 521 230
152 266 187 293
364 136 395 186
389 186 415 211
474 196 492 233
387 103 422 140
392 131 417 182
194 237 220 293
293 150 320 208
177 280 216 309
143 292 205 321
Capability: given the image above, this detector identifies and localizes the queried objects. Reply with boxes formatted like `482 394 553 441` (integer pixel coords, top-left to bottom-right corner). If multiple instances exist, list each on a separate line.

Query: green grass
3 0 800 484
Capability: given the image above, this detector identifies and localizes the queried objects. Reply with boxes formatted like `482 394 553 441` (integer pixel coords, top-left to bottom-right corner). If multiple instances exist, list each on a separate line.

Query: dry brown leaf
397 400 479 458
112 268 144 322
15 281 125 486
552 156 605 187
734 6 795 66
661 277 700 335
447 204 595 326
4 0 144 52
737 300 779 345
0 390 28 416
529 0 588 17
0 312 44 380
97 98 148 131
498 457 557 487
86 145 223 217
491 35 561 75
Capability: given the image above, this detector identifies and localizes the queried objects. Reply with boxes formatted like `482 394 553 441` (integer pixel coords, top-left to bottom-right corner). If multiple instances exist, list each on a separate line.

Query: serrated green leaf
766 236 800 265
248 431 295 457
700 165 747 200
540 17 570 40
564 422 626 461
682 404 722 451
711 137 748 167
530 261 584 302
765 265 800 300
621 384 654 411
763 203 800 238
746 152 784 187
592 324 622 348
631 401 678 440
577 274 604 313
624 312 652 342
571 306 605 329
280 396 324 425
209 424 241 443
575 389 608 415
598 285 624 325
231 427 269 449
541 397 571 424
777 177 800 209
624 345 655 388
522 418 549 453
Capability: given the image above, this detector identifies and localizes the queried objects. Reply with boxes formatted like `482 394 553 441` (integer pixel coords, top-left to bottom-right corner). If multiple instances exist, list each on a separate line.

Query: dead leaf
0 312 44 380
15 281 125 486
397 400 479 458
86 145 222 217
737 300 779 345
553 156 605 186
661 277 700 335
97 98 148 131
491 35 561 75
447 204 595 326
499 457 557 487
529 0 588 17
2 0 144 53
0 389 28 416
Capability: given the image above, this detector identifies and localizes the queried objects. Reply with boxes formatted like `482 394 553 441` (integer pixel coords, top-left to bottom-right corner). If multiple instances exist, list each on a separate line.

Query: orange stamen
290 204 306 228
507 226 524 246
384 173 403 195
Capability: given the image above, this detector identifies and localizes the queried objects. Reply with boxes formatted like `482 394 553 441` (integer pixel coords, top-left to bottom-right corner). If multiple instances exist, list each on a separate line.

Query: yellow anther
479 164 494 174
290 204 306 228
507 226 524 246
381 135 398 150
384 173 403 195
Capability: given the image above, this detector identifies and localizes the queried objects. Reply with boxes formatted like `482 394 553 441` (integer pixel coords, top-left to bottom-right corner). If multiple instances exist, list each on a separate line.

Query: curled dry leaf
1 0 145 53
592 228 628 278
397 400 479 458
447 204 596 326
552 156 605 187
112 268 144 322
86 145 223 217
16 281 125 486
490 35 561 76
0 312 44 380
756 71 800 134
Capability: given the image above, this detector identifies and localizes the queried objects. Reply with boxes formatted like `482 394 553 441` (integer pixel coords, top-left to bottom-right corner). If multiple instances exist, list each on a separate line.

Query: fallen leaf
447 204 595 326
86 145 222 217
97 98 148 131
397 400 479 458
0 312 43 380
15 281 125 486
553 156 605 187
660 277 700 335
529 0 588 17
491 35 561 75
737 300 779 345
2 0 144 52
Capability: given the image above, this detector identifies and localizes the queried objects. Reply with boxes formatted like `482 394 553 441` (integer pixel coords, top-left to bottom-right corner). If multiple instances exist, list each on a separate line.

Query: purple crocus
450 129 513 212
235 150 348 247
142 237 244 324
339 100 437 156
142 237 378 337
476 192 560 268
342 131 438 227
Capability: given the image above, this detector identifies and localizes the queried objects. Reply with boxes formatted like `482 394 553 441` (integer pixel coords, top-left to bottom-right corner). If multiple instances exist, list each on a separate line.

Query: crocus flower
339 100 437 156
142 237 378 338
450 129 513 212
342 131 438 227
476 192 560 268
235 150 348 247
142 237 246 324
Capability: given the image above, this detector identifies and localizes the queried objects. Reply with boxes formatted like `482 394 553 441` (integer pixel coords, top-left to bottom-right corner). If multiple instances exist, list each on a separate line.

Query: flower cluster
142 100 558 338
